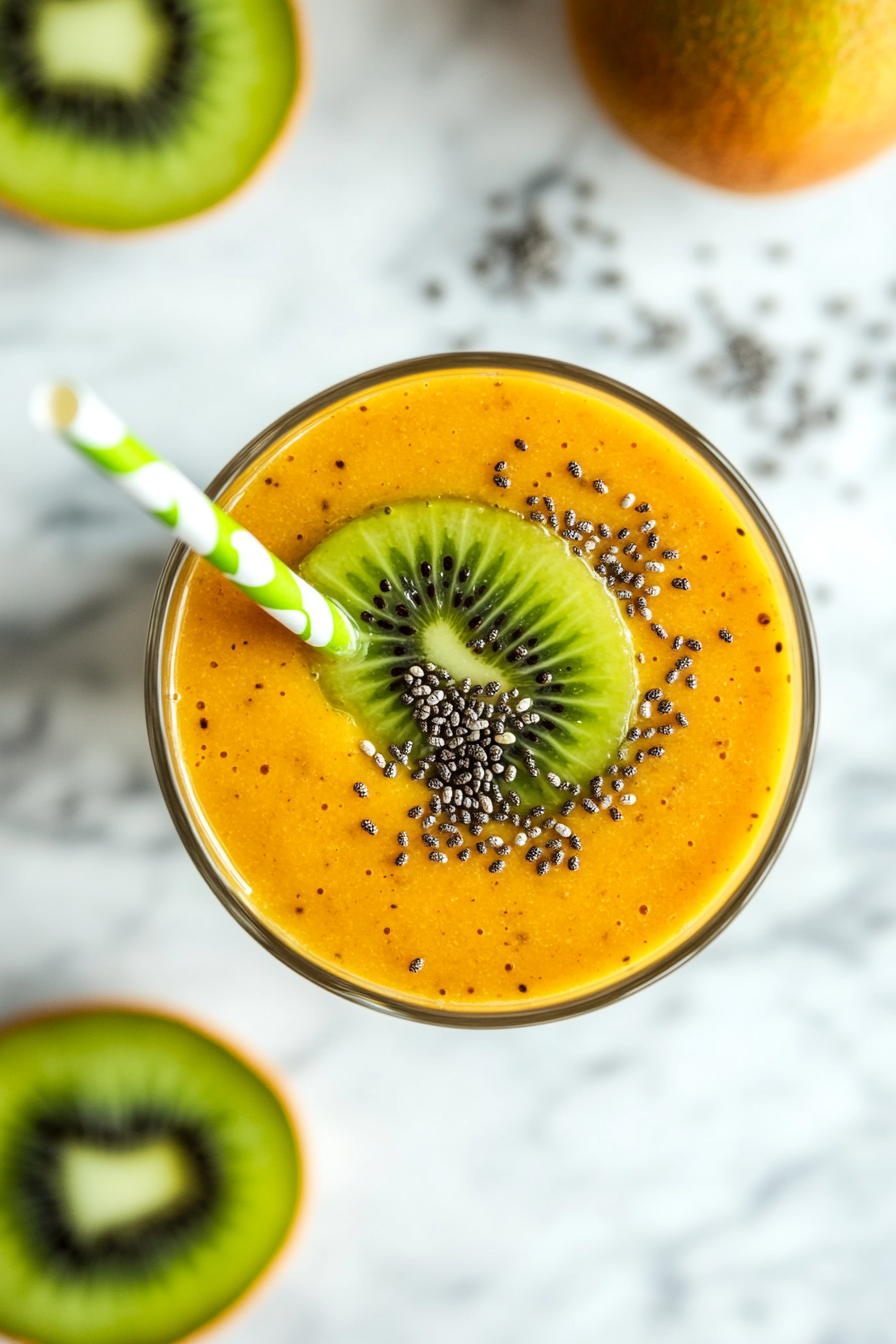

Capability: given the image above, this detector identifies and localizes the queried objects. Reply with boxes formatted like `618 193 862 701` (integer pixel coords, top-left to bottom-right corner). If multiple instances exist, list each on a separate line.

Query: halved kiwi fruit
0 1005 302 1344
0 0 302 232
301 499 638 802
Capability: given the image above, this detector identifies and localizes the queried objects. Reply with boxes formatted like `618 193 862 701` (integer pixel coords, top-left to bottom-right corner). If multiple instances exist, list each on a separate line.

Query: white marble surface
2 2 896 1340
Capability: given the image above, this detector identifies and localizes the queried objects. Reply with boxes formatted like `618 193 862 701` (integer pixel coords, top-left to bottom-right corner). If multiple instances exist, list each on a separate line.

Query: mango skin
567 0 896 192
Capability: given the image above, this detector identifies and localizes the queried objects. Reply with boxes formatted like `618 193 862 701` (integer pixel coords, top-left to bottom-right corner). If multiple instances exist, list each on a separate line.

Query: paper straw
29 382 362 657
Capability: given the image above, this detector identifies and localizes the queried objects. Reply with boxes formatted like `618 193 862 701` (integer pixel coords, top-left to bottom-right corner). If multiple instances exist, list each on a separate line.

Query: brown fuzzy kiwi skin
0 0 311 239
0 996 310 1344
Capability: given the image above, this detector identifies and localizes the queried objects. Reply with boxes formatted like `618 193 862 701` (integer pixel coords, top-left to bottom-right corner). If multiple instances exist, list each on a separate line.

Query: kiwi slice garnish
301 499 637 802
0 1005 301 1344
0 0 301 231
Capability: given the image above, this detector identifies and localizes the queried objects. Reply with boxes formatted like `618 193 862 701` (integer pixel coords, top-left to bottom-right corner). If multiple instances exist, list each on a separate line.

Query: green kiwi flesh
301 499 638 803
0 1006 300 1344
0 0 300 231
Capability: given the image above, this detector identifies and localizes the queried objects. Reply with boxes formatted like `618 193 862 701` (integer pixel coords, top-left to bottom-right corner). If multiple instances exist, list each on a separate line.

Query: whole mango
567 0 896 191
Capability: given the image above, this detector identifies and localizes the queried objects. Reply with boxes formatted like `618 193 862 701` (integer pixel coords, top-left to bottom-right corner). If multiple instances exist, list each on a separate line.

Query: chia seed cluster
359 662 584 871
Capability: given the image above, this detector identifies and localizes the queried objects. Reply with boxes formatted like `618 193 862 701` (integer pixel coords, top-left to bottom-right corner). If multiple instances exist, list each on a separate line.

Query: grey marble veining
1 2 895 1341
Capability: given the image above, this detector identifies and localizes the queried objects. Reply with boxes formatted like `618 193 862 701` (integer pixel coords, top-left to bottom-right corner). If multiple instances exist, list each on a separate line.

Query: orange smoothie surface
165 366 801 1016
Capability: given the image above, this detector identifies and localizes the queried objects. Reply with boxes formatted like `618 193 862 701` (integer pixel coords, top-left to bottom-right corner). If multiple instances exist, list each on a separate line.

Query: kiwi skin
0 999 307 1344
0 0 311 237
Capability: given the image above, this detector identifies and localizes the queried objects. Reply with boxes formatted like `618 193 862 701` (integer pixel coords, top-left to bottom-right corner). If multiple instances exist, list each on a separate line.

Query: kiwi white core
420 616 505 687
59 1137 197 1241
34 0 169 93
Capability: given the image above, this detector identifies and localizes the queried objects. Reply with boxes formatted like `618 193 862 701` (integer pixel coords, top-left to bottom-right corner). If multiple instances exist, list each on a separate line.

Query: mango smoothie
147 355 816 1025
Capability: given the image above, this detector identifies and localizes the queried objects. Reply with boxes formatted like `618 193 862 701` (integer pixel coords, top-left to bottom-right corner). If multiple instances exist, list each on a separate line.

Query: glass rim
145 351 819 1029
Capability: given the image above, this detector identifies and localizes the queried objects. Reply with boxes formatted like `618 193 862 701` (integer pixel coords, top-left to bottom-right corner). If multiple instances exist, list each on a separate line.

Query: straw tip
29 381 81 433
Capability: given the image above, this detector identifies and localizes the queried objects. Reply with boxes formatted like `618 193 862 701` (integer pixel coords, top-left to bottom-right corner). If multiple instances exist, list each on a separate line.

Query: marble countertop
2 2 895 1341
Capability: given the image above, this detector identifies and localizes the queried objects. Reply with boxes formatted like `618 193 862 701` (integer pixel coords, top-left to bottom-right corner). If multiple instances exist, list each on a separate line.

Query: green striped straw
29 382 362 657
